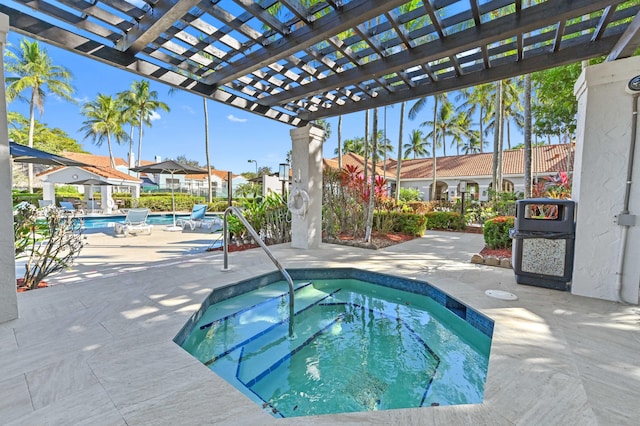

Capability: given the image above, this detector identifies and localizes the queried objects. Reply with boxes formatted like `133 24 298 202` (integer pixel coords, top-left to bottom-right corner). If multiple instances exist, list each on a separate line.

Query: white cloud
149 111 161 121
180 104 195 115
227 114 248 123
74 96 89 104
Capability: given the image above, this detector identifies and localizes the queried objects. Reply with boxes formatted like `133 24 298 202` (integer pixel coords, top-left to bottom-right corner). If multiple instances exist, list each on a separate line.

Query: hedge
424 211 466 231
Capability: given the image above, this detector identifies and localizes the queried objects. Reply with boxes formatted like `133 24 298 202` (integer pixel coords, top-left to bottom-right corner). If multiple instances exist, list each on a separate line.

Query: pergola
2 0 639 126
3 1 640 321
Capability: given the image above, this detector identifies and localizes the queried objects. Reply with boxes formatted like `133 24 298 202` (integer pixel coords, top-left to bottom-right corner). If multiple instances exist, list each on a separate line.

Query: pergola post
289 124 324 249
0 13 19 322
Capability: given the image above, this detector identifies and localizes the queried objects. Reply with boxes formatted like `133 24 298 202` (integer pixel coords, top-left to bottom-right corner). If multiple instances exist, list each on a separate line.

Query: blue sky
6 32 429 175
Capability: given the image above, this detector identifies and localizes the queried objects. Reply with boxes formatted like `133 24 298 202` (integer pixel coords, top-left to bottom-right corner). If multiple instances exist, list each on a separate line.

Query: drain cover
485 290 518 301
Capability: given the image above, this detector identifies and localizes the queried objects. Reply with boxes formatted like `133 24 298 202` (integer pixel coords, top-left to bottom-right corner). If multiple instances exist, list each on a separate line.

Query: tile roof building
327 144 574 202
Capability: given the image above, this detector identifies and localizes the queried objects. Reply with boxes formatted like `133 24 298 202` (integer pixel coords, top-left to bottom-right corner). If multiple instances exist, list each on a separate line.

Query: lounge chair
59 201 84 214
178 204 210 230
114 208 152 237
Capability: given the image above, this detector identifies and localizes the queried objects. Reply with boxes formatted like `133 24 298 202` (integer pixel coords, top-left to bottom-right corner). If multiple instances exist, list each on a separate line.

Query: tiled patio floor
2 230 639 425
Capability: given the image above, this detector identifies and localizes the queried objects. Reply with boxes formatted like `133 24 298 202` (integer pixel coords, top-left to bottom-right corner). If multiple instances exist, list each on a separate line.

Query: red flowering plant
531 171 572 218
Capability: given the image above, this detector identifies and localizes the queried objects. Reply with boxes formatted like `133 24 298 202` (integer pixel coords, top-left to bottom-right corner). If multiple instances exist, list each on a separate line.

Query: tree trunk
363 110 369 190
128 125 135 168
203 97 212 202
497 82 504 191
137 114 144 167
365 108 378 243
27 89 37 193
492 81 501 195
337 115 343 170
524 73 532 198
432 97 439 201
107 133 115 168
479 106 484 153
395 102 405 203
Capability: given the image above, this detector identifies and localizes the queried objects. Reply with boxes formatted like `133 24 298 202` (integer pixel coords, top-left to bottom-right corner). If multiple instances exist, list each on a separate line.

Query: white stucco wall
573 56 640 304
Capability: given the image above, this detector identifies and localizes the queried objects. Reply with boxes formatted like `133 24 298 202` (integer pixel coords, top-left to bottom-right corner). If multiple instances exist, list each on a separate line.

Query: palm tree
314 119 331 143
365 108 379 243
337 115 343 169
409 93 448 200
403 129 428 159
203 97 213 201
336 137 365 156
395 102 406 203
461 131 482 154
5 39 75 192
370 129 393 162
119 80 170 166
421 100 465 157
79 94 128 168
457 83 493 152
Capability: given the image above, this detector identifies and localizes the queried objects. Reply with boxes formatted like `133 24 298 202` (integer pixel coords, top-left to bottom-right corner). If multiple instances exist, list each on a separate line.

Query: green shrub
399 187 422 202
424 211 467 230
483 216 515 249
136 195 205 212
373 212 427 236
210 200 232 212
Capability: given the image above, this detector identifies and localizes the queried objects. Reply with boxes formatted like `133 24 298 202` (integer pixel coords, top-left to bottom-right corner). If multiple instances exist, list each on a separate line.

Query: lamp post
459 180 467 217
279 163 290 196
247 159 257 174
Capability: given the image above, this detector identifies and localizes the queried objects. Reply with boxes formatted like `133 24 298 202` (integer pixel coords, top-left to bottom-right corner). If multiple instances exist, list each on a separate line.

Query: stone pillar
0 13 19 322
289 124 324 249
43 182 56 203
572 56 640 303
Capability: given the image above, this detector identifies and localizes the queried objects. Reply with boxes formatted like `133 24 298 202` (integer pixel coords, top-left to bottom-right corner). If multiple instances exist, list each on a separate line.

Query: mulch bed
324 232 417 250
479 246 512 259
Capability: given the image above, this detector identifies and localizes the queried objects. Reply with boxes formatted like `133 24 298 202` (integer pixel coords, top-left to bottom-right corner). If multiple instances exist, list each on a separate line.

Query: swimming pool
80 213 216 229
175 268 493 418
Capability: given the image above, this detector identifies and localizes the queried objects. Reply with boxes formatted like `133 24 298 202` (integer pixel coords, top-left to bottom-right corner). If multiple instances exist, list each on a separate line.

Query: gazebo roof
3 1 639 126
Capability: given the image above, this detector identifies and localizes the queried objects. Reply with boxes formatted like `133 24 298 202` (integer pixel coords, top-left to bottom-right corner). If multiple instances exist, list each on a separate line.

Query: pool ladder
222 206 295 338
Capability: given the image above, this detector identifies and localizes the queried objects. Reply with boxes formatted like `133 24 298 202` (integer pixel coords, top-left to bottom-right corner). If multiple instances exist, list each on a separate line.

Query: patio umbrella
130 160 208 231
9 142 88 166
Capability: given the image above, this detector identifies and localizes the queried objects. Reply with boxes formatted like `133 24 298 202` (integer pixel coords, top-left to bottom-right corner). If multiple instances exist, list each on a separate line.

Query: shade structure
130 160 208 231
9 142 88 166
68 178 114 214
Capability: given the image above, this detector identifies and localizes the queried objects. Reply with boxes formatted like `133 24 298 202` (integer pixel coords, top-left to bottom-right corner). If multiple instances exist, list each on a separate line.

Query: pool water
178 275 492 418
80 214 213 229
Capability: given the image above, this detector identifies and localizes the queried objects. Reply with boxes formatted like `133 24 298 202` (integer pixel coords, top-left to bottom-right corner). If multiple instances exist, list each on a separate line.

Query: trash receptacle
510 198 575 291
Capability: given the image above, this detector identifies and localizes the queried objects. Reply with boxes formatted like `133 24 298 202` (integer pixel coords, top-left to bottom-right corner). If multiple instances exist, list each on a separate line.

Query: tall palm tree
336 137 365 156
5 39 75 192
461 131 482 154
456 83 493 152
395 102 406 203
409 93 448 200
79 94 128 168
421 100 464 157
203 97 213 201
337 115 343 170
119 80 170 166
524 73 533 198
403 129 428 159
365 108 378 243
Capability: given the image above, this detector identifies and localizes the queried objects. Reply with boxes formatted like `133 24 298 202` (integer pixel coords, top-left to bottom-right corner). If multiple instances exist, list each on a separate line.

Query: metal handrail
222 206 295 337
